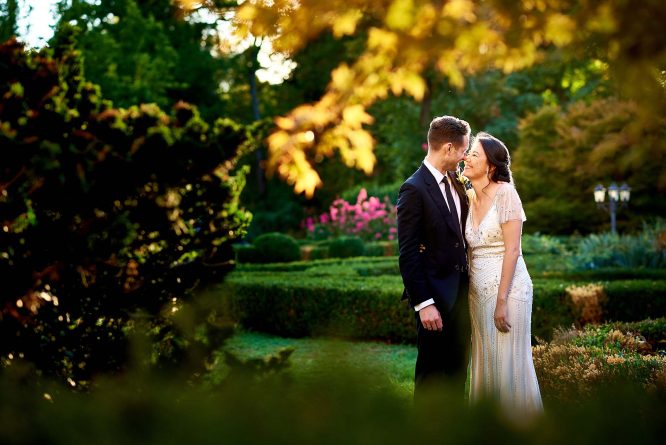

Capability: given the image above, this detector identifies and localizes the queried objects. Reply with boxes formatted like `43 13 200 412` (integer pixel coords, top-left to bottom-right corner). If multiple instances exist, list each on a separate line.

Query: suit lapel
449 170 469 235
420 165 464 242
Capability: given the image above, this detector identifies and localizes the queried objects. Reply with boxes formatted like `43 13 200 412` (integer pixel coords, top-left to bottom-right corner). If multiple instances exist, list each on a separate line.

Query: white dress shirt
414 158 463 312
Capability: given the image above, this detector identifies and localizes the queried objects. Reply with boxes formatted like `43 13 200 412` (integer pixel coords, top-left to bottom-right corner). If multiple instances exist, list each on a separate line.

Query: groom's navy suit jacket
397 163 469 312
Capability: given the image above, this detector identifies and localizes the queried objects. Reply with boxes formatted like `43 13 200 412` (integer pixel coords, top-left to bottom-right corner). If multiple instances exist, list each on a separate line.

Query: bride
462 132 543 415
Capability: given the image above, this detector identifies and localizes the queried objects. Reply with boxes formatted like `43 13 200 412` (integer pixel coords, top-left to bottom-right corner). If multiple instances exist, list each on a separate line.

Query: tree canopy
0 0 19 43
52 0 237 121
180 0 666 197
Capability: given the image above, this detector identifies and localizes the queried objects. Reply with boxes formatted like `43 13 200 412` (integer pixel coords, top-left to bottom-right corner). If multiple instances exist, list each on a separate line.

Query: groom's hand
419 305 443 332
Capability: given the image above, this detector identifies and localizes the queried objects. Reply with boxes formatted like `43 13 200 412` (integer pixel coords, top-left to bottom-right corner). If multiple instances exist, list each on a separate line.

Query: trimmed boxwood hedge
532 268 666 281
524 253 572 273
224 274 413 342
237 256 666 280
235 245 261 263
251 233 302 263
224 270 666 342
603 280 666 321
328 236 366 258
236 257 398 273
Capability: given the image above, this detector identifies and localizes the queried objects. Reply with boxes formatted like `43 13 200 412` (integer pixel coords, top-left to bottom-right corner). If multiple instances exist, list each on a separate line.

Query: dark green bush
531 280 666 338
1 367 665 445
329 236 366 258
235 244 261 264
572 221 666 269
534 268 666 281
231 258 666 341
602 280 666 322
310 245 330 260
522 234 568 255
524 253 573 273
225 273 413 342
515 100 666 234
238 257 666 281
530 280 576 339
237 257 397 273
354 262 401 277
225 268 666 342
252 232 301 263
364 242 386 257
0 38 251 384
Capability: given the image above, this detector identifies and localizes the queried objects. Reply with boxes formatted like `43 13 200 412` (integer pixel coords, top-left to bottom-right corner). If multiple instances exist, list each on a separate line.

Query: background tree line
2 0 664 240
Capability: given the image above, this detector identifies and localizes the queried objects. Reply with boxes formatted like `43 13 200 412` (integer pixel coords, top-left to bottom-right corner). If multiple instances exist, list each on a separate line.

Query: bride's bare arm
495 219 523 332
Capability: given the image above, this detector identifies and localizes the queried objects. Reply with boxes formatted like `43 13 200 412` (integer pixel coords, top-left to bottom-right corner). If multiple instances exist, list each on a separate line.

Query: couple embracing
397 115 543 415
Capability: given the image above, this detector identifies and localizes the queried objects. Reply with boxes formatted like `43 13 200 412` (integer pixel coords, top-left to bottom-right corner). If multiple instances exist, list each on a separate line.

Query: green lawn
213 330 417 396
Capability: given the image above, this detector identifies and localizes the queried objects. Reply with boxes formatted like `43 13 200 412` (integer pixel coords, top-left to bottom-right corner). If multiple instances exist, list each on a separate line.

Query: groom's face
442 134 470 170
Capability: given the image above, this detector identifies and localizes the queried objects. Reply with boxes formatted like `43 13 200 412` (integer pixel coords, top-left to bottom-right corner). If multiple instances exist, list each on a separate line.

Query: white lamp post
593 182 631 234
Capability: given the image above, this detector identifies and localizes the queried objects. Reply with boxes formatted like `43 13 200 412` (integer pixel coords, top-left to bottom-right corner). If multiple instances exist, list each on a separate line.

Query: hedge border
223 273 666 342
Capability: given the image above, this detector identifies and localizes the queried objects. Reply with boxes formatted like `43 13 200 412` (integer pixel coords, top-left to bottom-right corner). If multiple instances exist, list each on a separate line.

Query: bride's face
463 141 489 180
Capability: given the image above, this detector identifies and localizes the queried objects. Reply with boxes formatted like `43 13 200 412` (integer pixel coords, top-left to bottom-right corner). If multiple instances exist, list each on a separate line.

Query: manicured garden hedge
224 268 666 342
237 256 666 281
236 257 398 273
532 268 666 281
223 274 413 342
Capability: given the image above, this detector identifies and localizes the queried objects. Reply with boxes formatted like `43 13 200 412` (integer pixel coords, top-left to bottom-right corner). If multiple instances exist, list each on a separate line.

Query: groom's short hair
427 116 470 151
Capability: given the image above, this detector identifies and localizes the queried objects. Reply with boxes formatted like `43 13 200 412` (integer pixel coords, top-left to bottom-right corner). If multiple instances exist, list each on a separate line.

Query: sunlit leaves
443 0 476 22
389 69 426 99
386 0 415 31
179 0 666 196
545 14 575 46
585 3 616 34
330 63 356 92
332 9 364 37
342 105 374 128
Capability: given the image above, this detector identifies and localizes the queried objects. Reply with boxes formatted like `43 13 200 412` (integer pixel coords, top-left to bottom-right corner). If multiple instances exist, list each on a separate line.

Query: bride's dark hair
475 132 513 184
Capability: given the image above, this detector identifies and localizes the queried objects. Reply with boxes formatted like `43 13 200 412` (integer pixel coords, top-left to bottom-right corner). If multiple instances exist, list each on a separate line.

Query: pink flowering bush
302 189 397 242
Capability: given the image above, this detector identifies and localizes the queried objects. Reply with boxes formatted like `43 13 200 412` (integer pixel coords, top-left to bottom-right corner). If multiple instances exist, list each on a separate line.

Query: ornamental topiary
328 236 366 258
252 232 301 263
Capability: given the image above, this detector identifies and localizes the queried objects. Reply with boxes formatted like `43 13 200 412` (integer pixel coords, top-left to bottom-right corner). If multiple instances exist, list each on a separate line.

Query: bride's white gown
465 183 543 414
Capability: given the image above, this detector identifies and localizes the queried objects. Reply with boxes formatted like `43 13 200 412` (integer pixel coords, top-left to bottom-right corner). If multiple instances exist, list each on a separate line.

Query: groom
397 115 471 398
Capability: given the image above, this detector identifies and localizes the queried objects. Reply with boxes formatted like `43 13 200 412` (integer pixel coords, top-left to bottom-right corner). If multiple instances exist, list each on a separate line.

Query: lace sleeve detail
496 184 526 224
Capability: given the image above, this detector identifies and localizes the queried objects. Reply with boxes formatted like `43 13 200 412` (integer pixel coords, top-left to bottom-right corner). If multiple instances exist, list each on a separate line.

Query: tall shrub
514 99 666 234
0 38 252 384
572 220 666 269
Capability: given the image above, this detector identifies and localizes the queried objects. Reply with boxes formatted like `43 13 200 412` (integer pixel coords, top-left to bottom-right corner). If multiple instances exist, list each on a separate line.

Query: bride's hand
494 299 511 333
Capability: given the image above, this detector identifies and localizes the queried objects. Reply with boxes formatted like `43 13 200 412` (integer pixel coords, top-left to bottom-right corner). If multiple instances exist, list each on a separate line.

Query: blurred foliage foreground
0 36 257 386
0 361 665 445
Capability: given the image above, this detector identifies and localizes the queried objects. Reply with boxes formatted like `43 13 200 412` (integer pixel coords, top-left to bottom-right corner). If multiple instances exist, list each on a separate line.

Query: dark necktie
442 174 461 237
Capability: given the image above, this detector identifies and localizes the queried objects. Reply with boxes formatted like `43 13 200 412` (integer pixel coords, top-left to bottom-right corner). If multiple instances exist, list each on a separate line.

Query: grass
213 330 417 396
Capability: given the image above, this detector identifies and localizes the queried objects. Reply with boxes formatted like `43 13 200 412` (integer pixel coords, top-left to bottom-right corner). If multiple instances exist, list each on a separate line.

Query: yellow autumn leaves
178 0 665 197
233 0 533 196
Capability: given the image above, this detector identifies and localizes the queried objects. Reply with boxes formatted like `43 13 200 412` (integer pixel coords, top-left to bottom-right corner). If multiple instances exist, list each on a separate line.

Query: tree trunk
0 0 19 42
248 42 266 196
419 75 433 131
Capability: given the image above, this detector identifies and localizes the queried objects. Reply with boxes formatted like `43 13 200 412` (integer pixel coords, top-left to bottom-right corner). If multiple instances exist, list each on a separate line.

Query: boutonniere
455 170 471 190
456 169 475 201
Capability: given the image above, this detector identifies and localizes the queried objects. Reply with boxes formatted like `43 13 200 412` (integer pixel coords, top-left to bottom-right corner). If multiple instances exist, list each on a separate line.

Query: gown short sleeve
496 184 526 224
